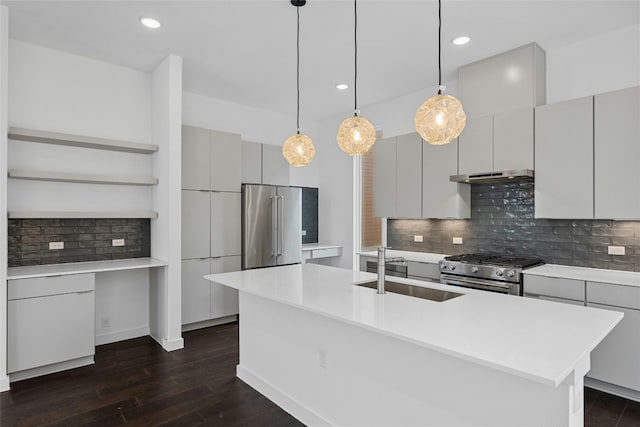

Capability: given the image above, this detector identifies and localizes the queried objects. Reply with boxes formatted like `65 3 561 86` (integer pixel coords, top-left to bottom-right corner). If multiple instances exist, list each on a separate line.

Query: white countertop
302 243 343 251
207 263 622 387
525 264 640 288
358 249 446 264
7 257 168 279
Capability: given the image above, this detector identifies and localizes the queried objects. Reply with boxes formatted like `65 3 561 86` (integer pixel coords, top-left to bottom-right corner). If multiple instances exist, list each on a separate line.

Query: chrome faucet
377 247 405 294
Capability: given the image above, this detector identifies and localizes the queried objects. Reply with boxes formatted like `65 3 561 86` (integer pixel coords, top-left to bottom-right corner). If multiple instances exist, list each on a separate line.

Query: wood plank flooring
1 322 639 426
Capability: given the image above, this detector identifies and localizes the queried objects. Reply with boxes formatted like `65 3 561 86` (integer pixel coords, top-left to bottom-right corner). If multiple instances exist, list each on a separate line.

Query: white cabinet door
181 190 210 259
595 86 640 219
262 144 290 186
535 96 594 218
587 303 640 391
210 130 241 192
211 192 241 258
374 137 397 218
241 141 263 184
458 115 493 175
182 125 210 191
522 275 585 302
422 138 470 219
211 255 241 318
181 259 212 325
493 107 534 171
8 291 94 373
396 133 423 218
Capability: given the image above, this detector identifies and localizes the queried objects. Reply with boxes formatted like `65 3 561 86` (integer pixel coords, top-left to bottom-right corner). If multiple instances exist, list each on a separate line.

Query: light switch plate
414 235 423 242
49 241 64 250
608 246 625 256
302 230 307 236
112 239 125 247
453 237 463 245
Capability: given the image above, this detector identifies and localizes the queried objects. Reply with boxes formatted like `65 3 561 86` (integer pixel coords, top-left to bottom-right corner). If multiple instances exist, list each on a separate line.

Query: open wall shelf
8 169 158 186
8 127 158 154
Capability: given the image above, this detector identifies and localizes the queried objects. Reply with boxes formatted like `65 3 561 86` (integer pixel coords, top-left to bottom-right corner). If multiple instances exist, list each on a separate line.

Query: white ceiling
2 1 639 121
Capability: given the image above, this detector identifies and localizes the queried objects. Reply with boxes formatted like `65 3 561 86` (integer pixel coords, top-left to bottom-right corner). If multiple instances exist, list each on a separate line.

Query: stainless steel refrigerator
242 184 302 270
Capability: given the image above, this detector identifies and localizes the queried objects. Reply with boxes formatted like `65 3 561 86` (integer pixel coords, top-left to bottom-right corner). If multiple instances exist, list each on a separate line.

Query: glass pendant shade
415 93 466 145
336 115 376 156
282 132 316 167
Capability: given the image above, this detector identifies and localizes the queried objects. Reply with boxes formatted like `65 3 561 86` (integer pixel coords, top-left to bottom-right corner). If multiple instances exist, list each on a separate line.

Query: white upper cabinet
423 139 470 219
181 190 210 259
262 144 290 186
594 86 640 219
396 133 423 218
241 141 263 184
493 107 534 172
458 115 493 175
374 137 397 218
182 125 210 191
535 96 594 218
210 130 241 192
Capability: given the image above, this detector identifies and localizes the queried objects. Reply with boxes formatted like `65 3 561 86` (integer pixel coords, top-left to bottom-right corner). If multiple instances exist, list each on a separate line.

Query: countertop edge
7 257 168 279
524 264 640 288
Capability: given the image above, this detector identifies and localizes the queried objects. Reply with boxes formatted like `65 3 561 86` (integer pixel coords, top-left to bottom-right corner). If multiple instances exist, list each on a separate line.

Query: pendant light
282 0 316 167
414 0 466 145
336 0 376 156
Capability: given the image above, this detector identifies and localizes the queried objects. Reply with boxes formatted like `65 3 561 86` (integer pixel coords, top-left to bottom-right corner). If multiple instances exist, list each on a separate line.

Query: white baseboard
9 356 94 383
95 326 150 346
0 375 10 392
585 377 640 402
160 337 184 352
182 315 237 332
236 364 332 427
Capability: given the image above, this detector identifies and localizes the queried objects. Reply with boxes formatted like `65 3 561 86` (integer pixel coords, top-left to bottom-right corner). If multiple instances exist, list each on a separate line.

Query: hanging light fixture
336 0 376 156
282 0 316 167
415 0 466 145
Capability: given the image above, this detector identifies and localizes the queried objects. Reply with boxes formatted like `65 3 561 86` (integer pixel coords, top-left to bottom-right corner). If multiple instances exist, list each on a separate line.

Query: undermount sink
355 280 462 302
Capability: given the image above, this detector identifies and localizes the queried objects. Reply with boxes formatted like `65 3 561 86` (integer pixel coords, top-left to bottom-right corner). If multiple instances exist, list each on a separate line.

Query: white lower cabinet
182 256 240 326
8 274 95 375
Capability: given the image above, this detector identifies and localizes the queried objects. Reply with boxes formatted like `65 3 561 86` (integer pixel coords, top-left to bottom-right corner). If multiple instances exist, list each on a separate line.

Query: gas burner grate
445 253 543 268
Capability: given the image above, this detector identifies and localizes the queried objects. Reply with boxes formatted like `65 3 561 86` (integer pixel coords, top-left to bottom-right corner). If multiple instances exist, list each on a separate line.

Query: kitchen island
206 263 622 427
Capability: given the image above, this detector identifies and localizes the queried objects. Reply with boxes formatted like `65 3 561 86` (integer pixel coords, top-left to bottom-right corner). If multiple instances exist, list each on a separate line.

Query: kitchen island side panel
236 292 580 427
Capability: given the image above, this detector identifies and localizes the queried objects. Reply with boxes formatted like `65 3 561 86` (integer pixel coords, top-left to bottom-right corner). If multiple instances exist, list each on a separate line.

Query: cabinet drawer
587 281 640 310
406 261 441 281
312 247 342 259
8 273 95 300
523 275 585 301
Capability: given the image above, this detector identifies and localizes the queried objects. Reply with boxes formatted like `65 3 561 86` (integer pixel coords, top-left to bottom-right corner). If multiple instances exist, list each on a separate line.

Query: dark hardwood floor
1 322 639 426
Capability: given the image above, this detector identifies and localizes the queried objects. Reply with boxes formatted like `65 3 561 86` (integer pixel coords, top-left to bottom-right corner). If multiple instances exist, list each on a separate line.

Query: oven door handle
440 274 517 294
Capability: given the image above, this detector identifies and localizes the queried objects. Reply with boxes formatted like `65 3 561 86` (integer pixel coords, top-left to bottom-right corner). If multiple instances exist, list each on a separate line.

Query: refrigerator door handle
271 195 278 257
277 195 284 256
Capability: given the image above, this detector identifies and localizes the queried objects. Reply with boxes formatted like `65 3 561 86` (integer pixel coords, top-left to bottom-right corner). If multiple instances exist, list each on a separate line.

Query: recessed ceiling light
452 36 470 46
139 17 161 29
335 83 349 90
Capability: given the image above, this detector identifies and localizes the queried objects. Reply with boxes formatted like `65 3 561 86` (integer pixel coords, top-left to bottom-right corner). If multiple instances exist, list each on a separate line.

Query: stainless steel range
439 254 544 295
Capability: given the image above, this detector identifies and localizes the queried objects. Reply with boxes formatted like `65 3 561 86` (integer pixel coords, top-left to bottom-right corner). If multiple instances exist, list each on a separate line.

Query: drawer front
407 261 441 280
8 273 95 300
523 275 585 301
587 281 640 310
312 247 341 259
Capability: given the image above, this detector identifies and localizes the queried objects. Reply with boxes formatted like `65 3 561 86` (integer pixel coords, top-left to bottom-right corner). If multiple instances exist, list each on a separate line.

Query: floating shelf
8 169 159 186
8 127 158 154
8 211 158 219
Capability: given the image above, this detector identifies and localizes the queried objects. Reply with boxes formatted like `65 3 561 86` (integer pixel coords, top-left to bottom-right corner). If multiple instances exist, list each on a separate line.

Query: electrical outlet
301 230 307 236
49 241 64 250
608 246 625 256
453 237 463 245
101 316 111 329
414 235 423 242
112 239 125 247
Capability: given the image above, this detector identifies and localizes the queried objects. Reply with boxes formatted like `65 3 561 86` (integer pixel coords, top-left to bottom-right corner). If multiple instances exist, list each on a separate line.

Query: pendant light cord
354 0 358 115
437 0 442 94
296 6 301 133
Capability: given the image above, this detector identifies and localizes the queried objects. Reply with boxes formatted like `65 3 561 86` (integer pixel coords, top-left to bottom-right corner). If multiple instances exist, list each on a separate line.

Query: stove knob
441 263 448 270
449 265 456 271
507 270 515 278
471 266 479 273
496 270 504 277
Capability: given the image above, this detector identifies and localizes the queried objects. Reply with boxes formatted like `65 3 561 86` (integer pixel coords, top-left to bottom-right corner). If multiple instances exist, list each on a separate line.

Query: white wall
182 91 319 188
6 40 155 344
546 25 640 104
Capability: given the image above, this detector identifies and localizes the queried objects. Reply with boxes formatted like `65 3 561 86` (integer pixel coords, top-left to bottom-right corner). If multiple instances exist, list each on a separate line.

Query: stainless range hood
450 169 534 184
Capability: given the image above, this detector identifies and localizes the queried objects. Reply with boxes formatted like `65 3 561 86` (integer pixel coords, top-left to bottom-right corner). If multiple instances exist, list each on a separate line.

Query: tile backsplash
388 180 640 272
8 218 151 267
